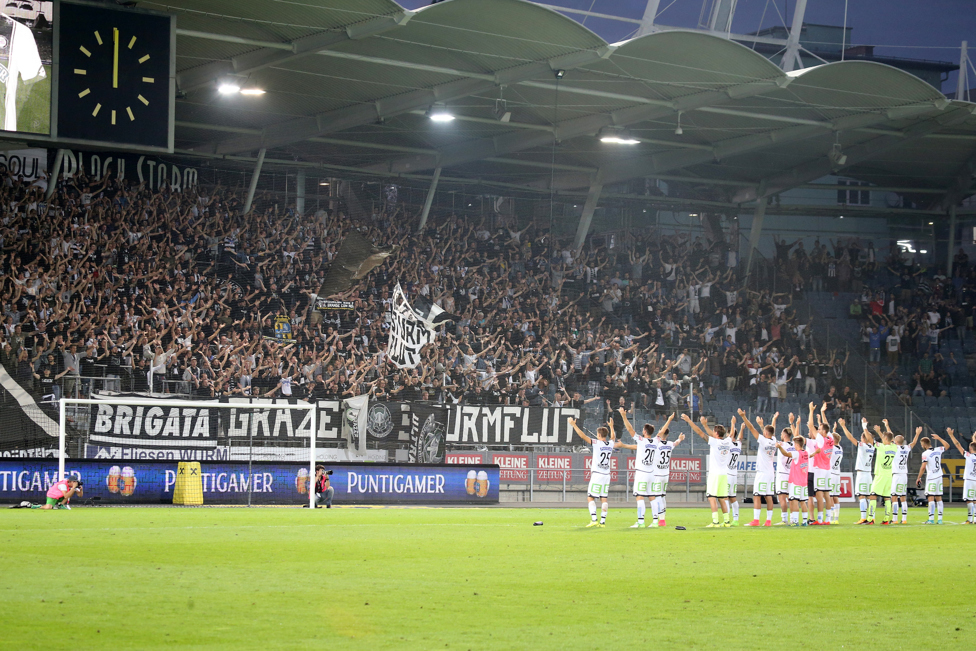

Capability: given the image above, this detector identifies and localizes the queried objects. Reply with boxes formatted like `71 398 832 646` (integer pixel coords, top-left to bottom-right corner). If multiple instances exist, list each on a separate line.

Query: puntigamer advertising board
0 460 499 505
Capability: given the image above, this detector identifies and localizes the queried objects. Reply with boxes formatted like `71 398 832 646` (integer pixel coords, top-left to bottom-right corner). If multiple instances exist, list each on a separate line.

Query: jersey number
657 450 672 468
599 451 611 469
882 456 892 469
728 451 739 469
643 449 655 466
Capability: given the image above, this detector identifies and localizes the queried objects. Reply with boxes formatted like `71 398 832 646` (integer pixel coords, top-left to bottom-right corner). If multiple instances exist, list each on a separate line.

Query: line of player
570 403 976 528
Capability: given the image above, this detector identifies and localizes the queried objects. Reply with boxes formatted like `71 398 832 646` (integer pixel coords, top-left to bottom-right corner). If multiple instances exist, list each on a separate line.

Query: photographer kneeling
313 465 334 509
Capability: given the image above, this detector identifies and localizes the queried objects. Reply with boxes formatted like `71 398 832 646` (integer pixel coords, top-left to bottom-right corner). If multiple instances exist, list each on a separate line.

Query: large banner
446 406 581 445
409 403 448 464
0 460 498 505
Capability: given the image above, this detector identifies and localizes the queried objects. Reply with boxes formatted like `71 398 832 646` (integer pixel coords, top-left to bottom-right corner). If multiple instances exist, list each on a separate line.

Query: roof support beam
781 0 809 72
574 169 604 252
731 106 976 203
176 11 414 93
209 47 615 155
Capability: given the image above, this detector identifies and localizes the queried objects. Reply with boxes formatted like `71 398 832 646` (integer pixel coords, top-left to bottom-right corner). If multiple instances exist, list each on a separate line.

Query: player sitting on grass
29 477 83 510
776 433 819 526
915 431 950 524
739 409 778 527
683 414 732 528
945 428 976 524
840 417 875 523
891 425 922 524
569 417 624 528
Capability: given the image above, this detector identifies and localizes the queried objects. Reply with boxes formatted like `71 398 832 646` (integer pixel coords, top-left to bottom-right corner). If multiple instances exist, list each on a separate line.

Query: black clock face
58 2 171 149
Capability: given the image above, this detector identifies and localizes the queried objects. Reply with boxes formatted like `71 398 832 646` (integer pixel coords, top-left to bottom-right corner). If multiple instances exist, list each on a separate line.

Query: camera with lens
326 470 333 476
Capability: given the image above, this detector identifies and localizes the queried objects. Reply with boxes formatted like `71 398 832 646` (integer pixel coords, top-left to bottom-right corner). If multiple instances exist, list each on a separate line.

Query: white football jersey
727 440 741 481
635 437 656 473
776 443 795 476
708 437 732 475
831 444 844 473
855 443 875 473
756 436 777 475
965 452 976 481
894 444 911 474
921 446 944 480
653 440 675 476
591 440 615 475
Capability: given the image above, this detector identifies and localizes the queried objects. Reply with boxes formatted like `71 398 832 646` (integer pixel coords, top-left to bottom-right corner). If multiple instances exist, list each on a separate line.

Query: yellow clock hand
113 28 119 89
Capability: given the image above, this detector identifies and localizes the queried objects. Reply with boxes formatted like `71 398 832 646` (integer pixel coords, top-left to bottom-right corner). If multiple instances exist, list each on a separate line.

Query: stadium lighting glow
240 88 266 96
598 126 639 145
217 83 241 95
320 182 330 186
920 249 928 254
928 221 934 225
428 103 455 122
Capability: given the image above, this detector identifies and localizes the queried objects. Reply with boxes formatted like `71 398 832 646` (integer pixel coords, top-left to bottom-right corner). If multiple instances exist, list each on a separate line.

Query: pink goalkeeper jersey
788 450 809 486
812 433 834 470
47 480 69 499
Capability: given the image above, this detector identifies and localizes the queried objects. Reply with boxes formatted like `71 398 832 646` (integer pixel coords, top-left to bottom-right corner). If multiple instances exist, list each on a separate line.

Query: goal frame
59 397 318 508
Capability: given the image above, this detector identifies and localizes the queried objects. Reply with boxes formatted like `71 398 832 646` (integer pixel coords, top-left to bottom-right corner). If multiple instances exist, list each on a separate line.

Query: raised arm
909 426 922 450
567 417 592 445
946 428 966 456
618 407 637 440
737 408 761 440
681 413 709 440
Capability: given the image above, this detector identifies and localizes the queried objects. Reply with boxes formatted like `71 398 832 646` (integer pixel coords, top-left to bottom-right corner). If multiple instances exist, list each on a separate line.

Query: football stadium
2 0 976 648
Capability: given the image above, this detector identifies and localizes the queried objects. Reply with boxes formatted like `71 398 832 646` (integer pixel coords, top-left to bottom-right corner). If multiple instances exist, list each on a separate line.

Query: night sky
401 0 976 95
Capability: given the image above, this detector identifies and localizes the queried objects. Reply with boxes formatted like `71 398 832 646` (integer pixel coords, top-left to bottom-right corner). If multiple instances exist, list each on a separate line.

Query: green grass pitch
1 506 975 650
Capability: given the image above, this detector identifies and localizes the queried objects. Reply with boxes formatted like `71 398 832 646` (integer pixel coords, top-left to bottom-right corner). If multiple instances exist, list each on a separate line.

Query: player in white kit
684 414 732 527
726 417 743 526
570 417 625 527
946 429 976 524
891 425 921 524
840 417 875 524
829 427 844 524
649 416 683 527
915 431 950 525
774 413 798 525
738 409 779 526
618 410 675 528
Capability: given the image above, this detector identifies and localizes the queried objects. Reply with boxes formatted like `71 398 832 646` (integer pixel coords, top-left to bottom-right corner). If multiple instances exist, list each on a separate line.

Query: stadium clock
56 1 173 150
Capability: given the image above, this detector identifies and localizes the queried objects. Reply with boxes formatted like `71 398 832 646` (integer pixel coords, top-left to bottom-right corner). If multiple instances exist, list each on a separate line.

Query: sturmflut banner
445 406 581 445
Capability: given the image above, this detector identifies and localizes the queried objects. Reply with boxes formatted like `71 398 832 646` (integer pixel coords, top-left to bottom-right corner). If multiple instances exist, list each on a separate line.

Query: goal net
49 397 319 507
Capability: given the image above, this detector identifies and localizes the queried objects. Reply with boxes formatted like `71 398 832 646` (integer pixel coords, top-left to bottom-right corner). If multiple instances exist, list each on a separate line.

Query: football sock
650 498 659 520
801 512 808 524
637 500 646 523
928 502 935 519
659 496 667 520
712 511 719 524
754 508 762 521
893 502 900 518
868 500 876 521
588 501 597 522
781 510 788 523
937 500 944 518
969 503 975 523
722 510 730 524
901 502 908 522
600 502 608 524
823 508 831 523
731 502 739 520
817 510 824 523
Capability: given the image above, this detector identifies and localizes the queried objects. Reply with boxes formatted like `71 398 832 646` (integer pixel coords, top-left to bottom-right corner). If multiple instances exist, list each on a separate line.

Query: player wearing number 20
569 417 626 527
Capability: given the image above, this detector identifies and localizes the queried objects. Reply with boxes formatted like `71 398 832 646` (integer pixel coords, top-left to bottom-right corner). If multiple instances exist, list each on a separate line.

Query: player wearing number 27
569 417 626 527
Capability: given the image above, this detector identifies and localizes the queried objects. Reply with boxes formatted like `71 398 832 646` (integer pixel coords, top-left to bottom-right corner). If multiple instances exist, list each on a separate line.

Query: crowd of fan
0 172 863 419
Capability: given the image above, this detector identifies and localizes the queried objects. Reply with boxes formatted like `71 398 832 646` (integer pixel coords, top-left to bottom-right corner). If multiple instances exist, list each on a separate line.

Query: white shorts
855 471 873 496
813 468 831 492
776 475 790 495
892 474 908 497
924 477 943 497
588 474 611 498
753 472 776 496
633 470 653 497
706 473 729 498
830 473 841 497
964 479 976 502
727 478 738 496
649 476 669 496
789 483 808 502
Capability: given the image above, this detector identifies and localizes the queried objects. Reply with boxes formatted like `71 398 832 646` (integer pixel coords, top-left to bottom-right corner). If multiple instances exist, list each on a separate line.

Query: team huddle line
569 404 976 528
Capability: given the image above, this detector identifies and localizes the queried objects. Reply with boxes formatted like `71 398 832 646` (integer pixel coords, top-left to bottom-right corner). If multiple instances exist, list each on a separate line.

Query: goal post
59 397 317 508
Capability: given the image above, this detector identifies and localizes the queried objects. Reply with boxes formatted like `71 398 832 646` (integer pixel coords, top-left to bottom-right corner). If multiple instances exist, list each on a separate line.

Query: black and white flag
388 284 455 369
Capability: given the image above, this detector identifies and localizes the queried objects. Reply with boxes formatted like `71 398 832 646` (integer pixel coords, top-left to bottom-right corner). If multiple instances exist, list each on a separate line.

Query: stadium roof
145 0 976 211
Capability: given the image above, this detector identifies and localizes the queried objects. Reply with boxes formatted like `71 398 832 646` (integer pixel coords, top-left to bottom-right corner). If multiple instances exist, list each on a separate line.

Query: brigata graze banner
446 406 581 445
0 460 499 505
